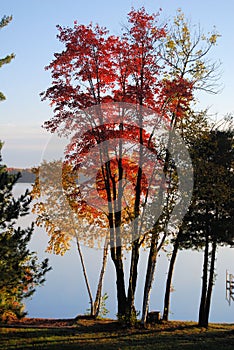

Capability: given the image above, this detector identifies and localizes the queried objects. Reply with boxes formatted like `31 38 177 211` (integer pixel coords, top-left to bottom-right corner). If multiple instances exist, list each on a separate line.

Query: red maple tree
40 7 216 323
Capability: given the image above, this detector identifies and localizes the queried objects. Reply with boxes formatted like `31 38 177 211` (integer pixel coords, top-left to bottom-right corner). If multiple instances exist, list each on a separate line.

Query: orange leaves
158 77 194 120
41 7 168 136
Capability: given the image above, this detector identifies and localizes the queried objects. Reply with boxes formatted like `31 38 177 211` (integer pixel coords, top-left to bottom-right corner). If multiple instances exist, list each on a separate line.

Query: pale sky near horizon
1 0 234 167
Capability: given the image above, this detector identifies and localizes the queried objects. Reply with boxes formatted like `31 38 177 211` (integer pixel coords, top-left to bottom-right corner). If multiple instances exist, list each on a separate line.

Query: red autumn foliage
40 7 196 242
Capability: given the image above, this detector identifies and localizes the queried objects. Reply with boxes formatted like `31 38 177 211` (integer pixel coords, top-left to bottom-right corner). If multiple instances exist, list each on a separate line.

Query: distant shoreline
7 168 36 183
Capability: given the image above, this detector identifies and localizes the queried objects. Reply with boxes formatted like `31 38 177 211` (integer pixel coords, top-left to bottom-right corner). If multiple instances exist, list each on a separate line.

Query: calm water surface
14 183 234 322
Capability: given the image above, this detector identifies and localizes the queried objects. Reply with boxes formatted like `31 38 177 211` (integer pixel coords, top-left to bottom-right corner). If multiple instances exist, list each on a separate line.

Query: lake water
14 183 234 323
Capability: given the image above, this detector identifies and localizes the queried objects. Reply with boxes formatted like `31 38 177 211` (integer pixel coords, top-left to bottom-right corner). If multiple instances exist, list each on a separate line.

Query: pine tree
0 142 51 322
0 15 15 101
177 127 233 327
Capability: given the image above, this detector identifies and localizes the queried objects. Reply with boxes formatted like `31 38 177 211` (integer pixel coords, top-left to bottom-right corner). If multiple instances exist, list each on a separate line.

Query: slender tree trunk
75 236 94 316
141 237 158 325
93 239 109 317
198 232 209 327
163 237 179 321
76 234 109 318
204 240 217 327
126 241 140 321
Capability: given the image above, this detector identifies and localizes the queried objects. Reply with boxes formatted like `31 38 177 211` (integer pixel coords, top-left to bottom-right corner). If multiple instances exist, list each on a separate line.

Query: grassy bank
0 319 233 349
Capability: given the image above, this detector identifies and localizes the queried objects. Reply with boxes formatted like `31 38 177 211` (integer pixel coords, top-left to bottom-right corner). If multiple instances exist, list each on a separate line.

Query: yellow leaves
45 225 72 256
31 159 109 252
209 33 219 45
164 7 220 90
195 49 203 56
174 8 184 27
168 10 192 54
207 26 221 45
166 39 175 49
31 167 40 198
202 27 221 46
193 60 207 79
182 24 189 36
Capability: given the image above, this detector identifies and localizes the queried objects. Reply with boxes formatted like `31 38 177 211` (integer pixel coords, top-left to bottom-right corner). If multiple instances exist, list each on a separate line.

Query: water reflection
14 183 233 322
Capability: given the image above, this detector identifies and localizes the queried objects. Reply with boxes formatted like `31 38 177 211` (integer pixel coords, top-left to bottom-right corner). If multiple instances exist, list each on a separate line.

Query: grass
0 319 233 350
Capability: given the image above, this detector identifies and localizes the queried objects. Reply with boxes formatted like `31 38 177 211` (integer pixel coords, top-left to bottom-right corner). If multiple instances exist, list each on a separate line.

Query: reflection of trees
32 162 108 317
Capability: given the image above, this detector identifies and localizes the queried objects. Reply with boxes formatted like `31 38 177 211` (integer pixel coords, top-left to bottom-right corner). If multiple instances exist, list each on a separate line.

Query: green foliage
85 293 109 318
0 15 13 28
0 15 15 101
97 293 109 319
0 292 26 323
180 127 234 249
0 142 51 322
117 308 140 326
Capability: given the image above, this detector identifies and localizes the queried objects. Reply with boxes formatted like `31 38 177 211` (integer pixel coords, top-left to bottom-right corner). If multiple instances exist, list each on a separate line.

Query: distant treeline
7 168 36 183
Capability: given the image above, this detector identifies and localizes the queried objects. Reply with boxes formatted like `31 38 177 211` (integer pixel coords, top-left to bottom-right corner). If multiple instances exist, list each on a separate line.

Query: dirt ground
6 316 120 330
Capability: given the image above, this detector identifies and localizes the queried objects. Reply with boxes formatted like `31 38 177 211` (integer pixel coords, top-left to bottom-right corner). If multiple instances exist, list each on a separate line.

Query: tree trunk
111 245 127 317
141 237 158 325
141 137 174 326
163 237 179 321
198 232 209 327
126 240 140 322
125 117 143 322
93 239 109 317
75 235 94 316
204 240 217 327
76 234 109 318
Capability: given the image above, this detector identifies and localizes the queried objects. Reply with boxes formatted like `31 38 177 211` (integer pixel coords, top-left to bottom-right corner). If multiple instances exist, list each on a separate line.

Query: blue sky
1 0 234 167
